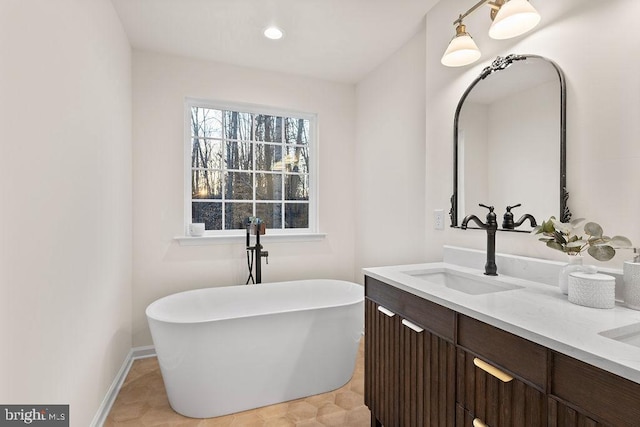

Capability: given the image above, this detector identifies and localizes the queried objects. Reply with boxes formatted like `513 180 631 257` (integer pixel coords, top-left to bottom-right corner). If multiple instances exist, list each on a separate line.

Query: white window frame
183 98 319 239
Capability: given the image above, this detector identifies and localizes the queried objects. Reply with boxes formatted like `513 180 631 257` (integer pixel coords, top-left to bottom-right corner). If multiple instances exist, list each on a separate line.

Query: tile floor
105 339 369 426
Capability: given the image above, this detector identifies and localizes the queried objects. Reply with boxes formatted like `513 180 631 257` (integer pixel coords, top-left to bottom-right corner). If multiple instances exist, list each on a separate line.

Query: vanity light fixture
441 21 482 67
489 0 541 39
441 0 541 67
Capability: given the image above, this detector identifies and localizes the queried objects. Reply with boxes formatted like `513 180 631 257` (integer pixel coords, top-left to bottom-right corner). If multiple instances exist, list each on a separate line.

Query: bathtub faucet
246 217 268 284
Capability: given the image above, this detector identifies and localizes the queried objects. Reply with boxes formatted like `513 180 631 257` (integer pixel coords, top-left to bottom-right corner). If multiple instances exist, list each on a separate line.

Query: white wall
132 52 356 346
426 0 640 268
0 0 132 425
355 25 428 273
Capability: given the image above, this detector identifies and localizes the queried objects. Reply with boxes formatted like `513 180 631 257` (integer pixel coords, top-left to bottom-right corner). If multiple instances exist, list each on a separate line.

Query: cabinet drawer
456 348 546 427
458 315 547 389
365 276 456 340
551 352 640 426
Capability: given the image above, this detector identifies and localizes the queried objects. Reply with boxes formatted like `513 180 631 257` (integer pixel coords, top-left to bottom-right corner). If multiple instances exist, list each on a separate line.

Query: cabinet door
456 403 475 427
399 318 456 427
551 351 640 426
365 298 400 427
424 330 456 426
365 297 456 427
399 316 424 427
457 348 546 427
547 398 604 427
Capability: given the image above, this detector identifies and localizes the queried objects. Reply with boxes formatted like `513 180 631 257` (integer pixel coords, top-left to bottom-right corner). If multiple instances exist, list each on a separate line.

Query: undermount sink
403 268 524 295
599 323 640 349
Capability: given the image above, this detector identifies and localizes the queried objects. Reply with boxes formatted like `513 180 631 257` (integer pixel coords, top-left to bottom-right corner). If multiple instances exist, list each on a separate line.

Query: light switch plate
434 209 445 230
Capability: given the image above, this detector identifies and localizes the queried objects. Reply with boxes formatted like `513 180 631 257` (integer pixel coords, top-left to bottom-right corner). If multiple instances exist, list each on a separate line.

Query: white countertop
364 260 640 385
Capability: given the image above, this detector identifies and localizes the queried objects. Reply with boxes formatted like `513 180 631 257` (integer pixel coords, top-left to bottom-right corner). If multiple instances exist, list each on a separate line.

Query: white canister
623 261 640 310
568 272 616 309
188 223 206 237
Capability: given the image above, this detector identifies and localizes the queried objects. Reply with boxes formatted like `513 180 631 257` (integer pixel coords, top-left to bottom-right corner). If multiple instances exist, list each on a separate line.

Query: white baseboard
90 346 157 426
132 345 157 359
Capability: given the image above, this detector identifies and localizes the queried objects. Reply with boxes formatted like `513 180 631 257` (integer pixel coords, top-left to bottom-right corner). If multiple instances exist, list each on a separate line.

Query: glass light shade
489 0 541 40
441 34 481 67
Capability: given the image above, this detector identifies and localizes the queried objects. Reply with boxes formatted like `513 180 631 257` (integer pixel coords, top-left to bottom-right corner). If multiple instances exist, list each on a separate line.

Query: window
186 100 316 235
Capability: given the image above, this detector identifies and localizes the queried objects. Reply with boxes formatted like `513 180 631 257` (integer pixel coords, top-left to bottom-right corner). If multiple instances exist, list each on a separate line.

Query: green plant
532 217 632 261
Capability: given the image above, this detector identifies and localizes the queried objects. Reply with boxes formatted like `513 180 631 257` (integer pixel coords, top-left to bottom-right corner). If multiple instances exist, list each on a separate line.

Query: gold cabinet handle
377 305 395 317
401 319 424 333
473 418 488 427
473 357 513 383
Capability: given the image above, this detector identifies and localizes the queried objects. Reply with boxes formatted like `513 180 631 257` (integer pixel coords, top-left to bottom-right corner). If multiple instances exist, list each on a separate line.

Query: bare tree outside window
188 103 313 232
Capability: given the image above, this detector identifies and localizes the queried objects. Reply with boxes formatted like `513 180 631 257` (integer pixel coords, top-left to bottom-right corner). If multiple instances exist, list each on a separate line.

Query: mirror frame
450 54 571 229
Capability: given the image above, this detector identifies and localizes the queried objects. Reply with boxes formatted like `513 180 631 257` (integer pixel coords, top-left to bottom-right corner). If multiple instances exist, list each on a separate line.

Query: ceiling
110 0 440 84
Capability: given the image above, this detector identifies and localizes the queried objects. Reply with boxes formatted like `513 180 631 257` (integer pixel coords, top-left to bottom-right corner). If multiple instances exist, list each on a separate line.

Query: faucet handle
502 204 522 229
479 203 497 226
479 203 495 212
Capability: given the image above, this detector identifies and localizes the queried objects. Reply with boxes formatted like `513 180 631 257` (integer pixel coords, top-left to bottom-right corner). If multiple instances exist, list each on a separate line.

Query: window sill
175 233 327 246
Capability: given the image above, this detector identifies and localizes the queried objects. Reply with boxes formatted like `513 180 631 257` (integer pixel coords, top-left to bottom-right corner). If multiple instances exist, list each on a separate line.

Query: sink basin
403 268 524 295
599 323 640 349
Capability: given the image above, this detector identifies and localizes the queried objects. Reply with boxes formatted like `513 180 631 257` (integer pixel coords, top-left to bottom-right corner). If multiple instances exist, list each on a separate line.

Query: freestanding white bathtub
146 279 364 419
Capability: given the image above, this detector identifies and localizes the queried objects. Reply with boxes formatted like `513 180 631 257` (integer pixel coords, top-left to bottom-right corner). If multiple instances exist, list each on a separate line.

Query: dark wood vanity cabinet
365 275 640 427
365 277 456 427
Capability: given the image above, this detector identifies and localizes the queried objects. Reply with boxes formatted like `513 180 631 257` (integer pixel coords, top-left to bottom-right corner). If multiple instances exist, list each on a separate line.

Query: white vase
559 255 583 295
623 261 640 310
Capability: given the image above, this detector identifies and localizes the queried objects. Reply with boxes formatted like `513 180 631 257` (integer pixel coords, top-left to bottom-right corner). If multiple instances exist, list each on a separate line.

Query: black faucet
246 218 269 284
502 204 538 230
461 204 498 276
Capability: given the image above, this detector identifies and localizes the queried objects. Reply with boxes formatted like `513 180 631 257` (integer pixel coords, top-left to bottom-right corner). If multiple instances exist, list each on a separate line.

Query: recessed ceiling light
263 26 284 40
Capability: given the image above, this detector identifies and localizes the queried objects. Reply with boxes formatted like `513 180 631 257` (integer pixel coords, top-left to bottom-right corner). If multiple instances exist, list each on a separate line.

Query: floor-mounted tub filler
146 279 364 419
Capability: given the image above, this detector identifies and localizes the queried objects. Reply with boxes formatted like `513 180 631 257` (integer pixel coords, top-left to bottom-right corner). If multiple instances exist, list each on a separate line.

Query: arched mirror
450 54 570 231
